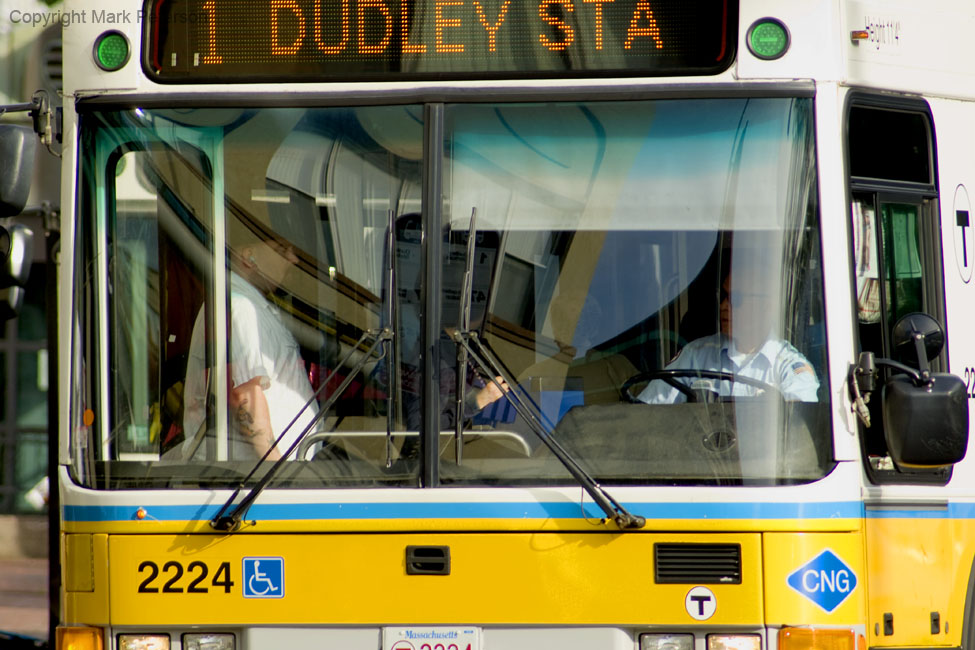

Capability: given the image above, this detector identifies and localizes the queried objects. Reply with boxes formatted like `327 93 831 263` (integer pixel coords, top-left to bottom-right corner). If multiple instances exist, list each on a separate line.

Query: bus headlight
117 634 170 650
708 634 762 650
641 633 694 650
183 633 236 650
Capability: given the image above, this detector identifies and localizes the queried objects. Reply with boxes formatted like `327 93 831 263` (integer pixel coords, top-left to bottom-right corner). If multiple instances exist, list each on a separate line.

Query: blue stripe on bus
865 502 975 519
62 500 865 523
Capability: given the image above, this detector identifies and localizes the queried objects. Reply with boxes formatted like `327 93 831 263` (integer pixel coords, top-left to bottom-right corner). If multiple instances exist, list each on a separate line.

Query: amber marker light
57 626 105 650
779 627 866 650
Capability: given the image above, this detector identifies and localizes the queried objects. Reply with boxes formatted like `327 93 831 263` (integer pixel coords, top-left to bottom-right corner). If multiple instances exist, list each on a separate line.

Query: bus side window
109 148 210 460
852 198 927 354
847 99 949 483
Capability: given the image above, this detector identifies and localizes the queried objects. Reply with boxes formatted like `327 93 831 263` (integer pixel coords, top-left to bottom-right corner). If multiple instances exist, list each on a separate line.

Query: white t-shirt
637 333 820 404
182 273 317 459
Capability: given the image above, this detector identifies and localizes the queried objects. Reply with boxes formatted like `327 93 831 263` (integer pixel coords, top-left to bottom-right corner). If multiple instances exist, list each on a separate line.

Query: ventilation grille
40 37 64 94
654 543 742 584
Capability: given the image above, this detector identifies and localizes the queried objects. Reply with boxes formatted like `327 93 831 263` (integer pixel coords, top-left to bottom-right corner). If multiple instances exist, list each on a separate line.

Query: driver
637 258 819 404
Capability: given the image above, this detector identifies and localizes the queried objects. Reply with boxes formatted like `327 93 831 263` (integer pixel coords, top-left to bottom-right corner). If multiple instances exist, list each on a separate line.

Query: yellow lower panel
107 532 763 626
865 515 963 648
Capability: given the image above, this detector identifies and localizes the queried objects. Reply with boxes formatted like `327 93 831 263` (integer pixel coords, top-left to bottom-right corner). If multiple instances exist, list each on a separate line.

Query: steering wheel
621 369 779 403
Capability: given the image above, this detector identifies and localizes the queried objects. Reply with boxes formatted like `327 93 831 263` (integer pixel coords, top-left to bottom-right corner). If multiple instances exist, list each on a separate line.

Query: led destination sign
144 0 736 81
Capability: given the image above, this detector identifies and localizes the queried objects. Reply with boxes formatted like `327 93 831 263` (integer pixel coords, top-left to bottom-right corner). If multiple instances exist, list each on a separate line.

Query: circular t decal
954 185 973 283
685 586 717 620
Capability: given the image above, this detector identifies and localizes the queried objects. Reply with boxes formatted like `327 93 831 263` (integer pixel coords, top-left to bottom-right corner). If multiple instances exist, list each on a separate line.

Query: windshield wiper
212 213 399 532
383 210 397 467
445 211 644 531
210 326 391 532
447 327 645 530
453 208 478 464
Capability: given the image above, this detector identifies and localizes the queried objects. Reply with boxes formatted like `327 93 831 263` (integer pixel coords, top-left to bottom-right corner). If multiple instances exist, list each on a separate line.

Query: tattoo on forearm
235 404 266 440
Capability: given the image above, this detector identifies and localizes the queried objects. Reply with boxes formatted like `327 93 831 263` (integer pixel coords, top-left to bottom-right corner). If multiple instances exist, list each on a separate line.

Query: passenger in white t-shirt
182 236 317 461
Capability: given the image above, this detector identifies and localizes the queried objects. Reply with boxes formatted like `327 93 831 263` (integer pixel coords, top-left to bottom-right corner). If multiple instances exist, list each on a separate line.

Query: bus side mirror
882 313 969 468
883 374 968 468
0 223 34 289
0 224 35 321
892 312 943 370
0 124 37 217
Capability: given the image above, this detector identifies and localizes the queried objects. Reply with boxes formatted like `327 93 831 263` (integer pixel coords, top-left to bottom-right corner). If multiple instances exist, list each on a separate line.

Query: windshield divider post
421 102 445 488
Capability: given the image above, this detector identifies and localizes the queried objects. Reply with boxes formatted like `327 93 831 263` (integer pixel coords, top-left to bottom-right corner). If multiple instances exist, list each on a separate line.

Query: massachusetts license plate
383 626 481 650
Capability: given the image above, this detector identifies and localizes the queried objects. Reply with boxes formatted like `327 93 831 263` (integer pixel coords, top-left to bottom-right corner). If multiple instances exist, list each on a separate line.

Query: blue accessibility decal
243 557 285 598
787 549 857 613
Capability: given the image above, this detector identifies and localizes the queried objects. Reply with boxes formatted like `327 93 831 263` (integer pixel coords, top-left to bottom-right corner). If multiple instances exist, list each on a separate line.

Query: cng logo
786 549 857 613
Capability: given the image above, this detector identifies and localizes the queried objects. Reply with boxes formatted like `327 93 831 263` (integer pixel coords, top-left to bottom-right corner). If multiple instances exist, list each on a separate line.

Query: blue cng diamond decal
787 549 857 613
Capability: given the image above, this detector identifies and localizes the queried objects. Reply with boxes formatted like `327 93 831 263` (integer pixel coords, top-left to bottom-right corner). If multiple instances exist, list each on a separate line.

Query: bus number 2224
137 560 235 594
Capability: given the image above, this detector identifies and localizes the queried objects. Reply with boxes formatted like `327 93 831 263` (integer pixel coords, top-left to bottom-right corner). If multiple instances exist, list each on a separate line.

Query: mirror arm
853 350 927 391
910 330 932 382
0 91 58 149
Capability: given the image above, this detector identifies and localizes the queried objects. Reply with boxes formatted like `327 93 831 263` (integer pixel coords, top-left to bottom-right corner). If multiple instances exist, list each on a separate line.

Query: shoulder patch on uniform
791 362 813 375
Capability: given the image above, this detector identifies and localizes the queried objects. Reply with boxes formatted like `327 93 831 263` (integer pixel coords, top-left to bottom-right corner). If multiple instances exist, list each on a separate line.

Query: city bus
1 0 974 648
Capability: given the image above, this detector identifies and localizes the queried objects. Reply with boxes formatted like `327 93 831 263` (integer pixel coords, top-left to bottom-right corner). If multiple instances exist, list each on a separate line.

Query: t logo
685 586 717 620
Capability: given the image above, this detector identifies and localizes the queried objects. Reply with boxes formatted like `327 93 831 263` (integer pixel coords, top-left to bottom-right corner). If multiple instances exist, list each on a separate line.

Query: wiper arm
211 327 391 532
383 210 397 468
454 207 478 464
445 327 646 530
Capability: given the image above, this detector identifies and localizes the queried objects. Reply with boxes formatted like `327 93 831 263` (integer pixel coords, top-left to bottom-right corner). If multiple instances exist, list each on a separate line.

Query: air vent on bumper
654 543 742 584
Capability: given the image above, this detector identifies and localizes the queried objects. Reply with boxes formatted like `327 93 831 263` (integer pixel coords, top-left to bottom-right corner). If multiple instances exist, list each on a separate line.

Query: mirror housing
0 224 35 322
0 124 37 217
883 373 968 468
877 313 969 469
0 224 34 289
0 286 26 321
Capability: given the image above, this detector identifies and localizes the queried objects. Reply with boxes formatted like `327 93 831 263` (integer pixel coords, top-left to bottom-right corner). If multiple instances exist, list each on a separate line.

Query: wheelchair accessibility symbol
242 557 284 598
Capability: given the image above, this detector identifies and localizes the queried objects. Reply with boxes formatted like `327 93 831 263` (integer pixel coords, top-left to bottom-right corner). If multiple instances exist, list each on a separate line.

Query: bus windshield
71 96 832 490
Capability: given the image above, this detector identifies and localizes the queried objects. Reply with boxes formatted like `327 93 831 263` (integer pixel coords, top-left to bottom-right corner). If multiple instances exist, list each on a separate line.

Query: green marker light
94 31 130 71
747 18 790 60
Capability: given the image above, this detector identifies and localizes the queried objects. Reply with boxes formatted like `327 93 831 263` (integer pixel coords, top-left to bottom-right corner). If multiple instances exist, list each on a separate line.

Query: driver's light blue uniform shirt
636 333 820 404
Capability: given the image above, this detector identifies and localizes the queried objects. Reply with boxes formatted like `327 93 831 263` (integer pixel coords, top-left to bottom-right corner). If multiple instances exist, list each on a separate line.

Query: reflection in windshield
72 97 832 490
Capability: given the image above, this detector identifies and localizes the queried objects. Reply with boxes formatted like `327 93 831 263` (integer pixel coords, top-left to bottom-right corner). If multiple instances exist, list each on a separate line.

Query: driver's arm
774 351 820 402
637 382 681 404
635 342 703 404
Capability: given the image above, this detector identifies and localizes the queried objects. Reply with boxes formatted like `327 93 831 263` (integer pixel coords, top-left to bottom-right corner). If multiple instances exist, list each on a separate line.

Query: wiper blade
454 207 478 464
210 326 391 532
445 327 646 531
